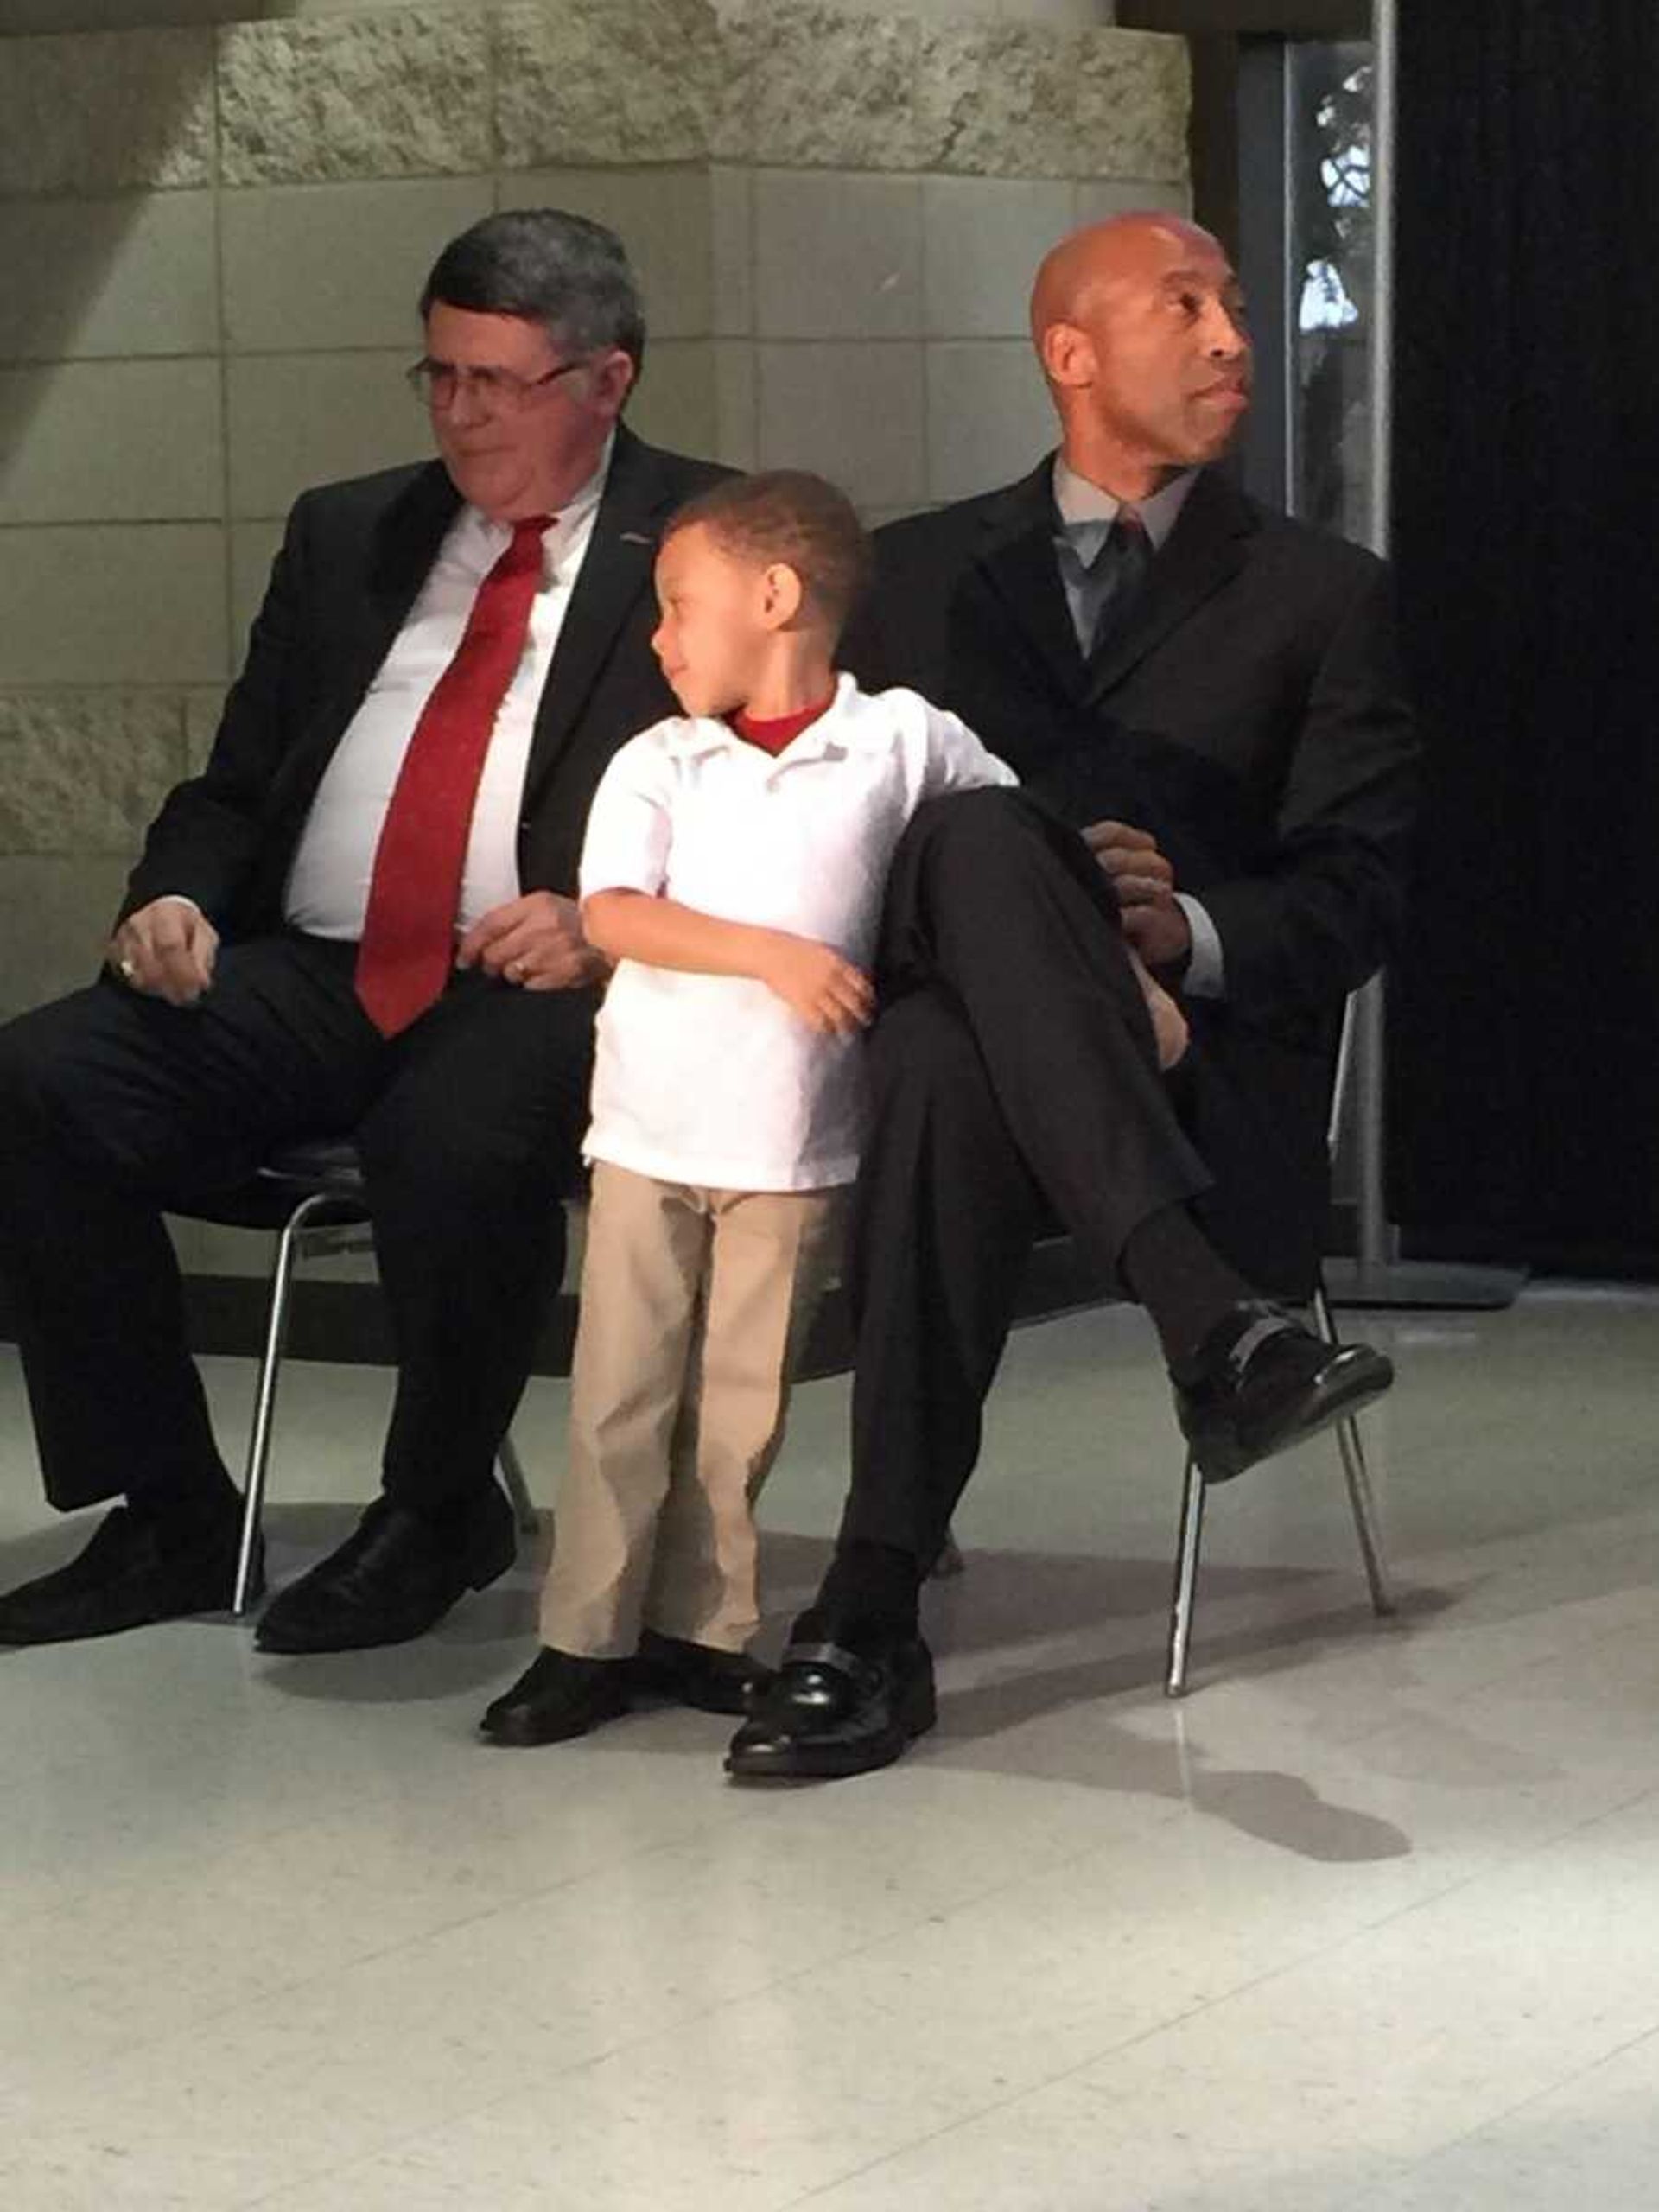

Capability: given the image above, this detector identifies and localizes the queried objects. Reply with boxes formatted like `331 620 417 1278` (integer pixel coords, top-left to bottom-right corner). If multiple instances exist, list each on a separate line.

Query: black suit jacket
124 425 732 937
843 456 1421 1289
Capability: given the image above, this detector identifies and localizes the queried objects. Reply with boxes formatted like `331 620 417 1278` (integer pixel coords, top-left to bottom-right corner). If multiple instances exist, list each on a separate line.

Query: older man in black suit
729 213 1414 1782
0 209 728 1654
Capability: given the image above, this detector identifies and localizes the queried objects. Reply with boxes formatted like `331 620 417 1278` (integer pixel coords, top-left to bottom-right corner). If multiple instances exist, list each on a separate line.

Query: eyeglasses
405 356 590 412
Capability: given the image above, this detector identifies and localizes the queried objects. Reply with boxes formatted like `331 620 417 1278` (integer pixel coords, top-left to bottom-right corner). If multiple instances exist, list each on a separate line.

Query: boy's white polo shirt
580 673 1016 1192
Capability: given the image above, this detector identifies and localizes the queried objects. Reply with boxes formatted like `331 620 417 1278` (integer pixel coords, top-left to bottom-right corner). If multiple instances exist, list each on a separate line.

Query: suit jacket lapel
328 461 462 741
971 454 1089 697
522 424 679 804
1085 466 1256 700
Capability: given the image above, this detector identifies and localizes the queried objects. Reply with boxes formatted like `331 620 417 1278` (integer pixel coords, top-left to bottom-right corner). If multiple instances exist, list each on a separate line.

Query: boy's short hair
664 470 874 627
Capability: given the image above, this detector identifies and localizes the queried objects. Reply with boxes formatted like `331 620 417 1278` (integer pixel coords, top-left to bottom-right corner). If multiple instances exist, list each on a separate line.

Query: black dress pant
0 934 595 1518
838 788 1217 1567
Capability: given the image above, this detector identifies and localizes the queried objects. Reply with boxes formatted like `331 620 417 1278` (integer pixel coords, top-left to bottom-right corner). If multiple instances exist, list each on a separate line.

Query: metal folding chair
1163 997 1395 1695
178 1137 538 1617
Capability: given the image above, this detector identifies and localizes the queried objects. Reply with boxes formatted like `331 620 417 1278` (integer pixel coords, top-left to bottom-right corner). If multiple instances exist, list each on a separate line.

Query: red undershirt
728 690 837 757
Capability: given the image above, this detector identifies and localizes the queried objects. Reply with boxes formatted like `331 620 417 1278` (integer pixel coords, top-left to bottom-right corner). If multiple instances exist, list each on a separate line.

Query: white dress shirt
1051 454 1225 998
580 674 1017 1192
282 442 612 943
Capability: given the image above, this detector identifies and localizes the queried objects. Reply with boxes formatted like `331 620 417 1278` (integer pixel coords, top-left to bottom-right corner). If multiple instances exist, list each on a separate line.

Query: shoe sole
0 1543 260 1649
479 1696 633 1747
723 1674 938 1783
1199 1352 1395 1486
0 1586 249 1647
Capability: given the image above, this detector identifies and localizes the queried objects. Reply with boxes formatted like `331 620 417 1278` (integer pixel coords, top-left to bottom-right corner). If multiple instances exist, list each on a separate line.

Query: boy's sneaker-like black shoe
1175 1299 1395 1485
480 1646 634 1745
629 1629 772 1716
725 1633 936 1782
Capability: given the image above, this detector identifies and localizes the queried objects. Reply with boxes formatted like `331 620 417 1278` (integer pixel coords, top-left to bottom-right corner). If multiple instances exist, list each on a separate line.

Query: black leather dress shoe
725 1636 936 1781
255 1485 513 1655
480 1646 634 1745
629 1629 772 1716
1175 1300 1395 1485
0 1502 259 1647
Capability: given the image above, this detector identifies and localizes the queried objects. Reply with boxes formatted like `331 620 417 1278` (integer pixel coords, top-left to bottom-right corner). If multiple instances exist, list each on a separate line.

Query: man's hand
758 936 875 1036
1081 818 1192 973
108 899 220 1007
455 892 606 993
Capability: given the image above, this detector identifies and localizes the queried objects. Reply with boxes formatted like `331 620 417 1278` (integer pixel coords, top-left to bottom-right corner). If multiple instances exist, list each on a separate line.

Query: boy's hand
1127 944 1190 1071
760 936 875 1035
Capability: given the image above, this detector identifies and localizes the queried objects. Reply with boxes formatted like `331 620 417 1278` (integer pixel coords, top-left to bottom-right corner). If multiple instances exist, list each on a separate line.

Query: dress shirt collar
1052 453 1198 554
665 671 881 766
453 431 616 574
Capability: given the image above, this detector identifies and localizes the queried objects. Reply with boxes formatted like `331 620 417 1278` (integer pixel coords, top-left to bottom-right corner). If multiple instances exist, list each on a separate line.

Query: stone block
227 352 427 518
494 0 719 172
1072 174 1192 226
922 175 1074 338
917 22 1188 181
709 164 753 338
0 855 133 1025
1069 27 1190 182
0 359 223 524
0 28 215 198
218 10 492 186
230 521 287 670
719 5 932 172
0 193 218 362
222 176 493 353
713 339 756 470
0 690 187 860
754 170 923 340
626 340 718 461
0 525 228 685
756 340 925 508
505 168 714 342
925 338 1052 503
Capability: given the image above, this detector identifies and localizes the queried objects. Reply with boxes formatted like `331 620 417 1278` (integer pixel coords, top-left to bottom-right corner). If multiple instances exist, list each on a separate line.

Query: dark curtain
1388 2 1659 1268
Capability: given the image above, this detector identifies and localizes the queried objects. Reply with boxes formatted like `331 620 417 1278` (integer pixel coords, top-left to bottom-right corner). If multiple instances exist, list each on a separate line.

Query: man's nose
1204 301 1250 358
444 374 490 427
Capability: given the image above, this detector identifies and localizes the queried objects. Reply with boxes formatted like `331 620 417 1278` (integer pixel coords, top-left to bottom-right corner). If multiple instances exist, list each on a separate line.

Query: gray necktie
1083 507 1153 664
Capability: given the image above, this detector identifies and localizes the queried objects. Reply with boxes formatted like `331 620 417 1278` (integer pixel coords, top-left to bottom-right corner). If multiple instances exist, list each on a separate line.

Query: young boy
480 471 1185 1746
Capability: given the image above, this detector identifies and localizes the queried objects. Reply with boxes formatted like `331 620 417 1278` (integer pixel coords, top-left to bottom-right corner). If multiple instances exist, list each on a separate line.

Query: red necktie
355 515 551 1038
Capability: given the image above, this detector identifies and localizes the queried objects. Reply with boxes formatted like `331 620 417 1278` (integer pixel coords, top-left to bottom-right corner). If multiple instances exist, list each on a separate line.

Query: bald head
1029 212 1222 346
1027 211 1252 492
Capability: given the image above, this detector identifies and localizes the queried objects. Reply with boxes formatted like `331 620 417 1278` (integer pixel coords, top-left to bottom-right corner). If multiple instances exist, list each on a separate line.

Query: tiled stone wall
0 0 1188 1076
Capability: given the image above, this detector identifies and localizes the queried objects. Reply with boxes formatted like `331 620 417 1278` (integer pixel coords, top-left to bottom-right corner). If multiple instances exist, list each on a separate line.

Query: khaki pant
540 1161 845 1658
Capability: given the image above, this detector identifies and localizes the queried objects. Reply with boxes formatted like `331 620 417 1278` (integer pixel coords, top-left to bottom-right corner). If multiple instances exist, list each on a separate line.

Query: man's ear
1040 319 1096 391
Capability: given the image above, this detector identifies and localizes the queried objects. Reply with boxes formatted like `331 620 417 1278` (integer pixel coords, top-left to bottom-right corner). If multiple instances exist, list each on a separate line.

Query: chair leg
1165 1452 1206 1698
497 1433 539 1535
233 1196 331 1617
1311 1281 1396 1619
929 1528 966 1580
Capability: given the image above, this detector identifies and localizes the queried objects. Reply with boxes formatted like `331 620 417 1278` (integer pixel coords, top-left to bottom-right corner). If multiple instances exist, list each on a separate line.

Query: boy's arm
584 891 874 1037
917 701 1020 798
1125 942 1190 1071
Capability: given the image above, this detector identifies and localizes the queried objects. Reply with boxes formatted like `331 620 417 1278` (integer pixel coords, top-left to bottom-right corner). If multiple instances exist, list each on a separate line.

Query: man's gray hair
419 207 646 376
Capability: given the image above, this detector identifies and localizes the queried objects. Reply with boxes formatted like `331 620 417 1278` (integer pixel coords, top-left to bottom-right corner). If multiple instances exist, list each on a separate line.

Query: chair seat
258 1135 368 1198
171 1135 370 1232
